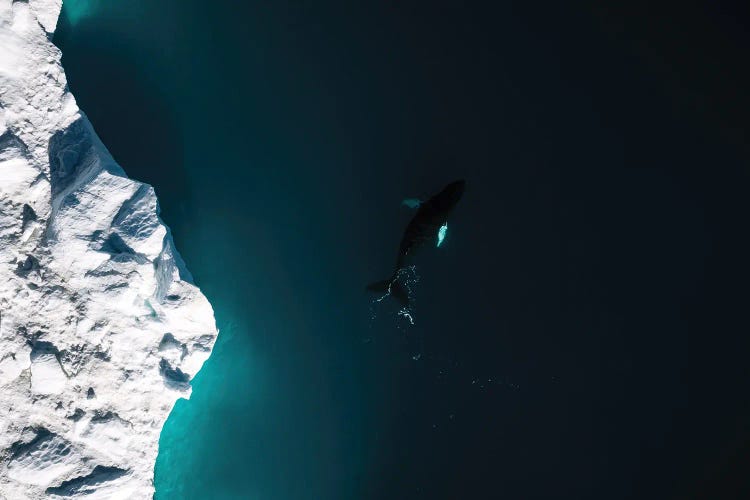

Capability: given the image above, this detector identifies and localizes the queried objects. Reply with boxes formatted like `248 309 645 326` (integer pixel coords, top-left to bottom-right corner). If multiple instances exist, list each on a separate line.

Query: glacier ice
0 0 218 498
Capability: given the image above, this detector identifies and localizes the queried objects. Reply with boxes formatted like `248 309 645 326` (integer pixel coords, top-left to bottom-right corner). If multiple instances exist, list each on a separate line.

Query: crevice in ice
66 409 85 422
152 238 194 300
97 233 147 264
58 343 111 378
0 130 30 160
110 183 149 228
45 465 130 497
47 119 94 201
30 341 66 374
14 254 40 277
7 428 80 487
158 358 190 391
89 410 132 427
29 341 69 394
8 427 53 462
158 333 188 361
192 334 216 352
21 203 37 231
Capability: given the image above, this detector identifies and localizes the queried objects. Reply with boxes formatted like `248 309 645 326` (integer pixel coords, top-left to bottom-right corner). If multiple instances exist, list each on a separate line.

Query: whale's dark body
367 180 465 306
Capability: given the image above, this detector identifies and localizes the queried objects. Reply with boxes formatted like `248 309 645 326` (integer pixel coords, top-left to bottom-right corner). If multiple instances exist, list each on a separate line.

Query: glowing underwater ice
62 0 101 26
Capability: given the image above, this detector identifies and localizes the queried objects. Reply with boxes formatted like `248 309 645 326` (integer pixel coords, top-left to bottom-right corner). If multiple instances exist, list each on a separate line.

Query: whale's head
434 179 465 211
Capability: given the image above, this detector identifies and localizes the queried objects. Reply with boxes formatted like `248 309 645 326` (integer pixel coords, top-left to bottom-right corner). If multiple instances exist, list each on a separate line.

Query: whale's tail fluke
366 276 409 307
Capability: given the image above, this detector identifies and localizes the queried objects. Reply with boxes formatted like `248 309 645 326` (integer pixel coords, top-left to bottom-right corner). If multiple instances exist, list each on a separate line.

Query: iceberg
0 1 218 498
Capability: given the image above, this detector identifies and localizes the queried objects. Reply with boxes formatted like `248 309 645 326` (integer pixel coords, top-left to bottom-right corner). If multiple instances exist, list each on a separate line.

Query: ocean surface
53 1 750 499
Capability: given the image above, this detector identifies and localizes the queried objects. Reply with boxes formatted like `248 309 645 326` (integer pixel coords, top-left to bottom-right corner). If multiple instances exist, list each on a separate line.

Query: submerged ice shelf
0 0 218 498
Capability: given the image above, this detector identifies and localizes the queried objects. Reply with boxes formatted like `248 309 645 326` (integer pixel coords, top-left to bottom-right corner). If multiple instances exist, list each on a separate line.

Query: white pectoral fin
402 198 422 209
437 223 448 247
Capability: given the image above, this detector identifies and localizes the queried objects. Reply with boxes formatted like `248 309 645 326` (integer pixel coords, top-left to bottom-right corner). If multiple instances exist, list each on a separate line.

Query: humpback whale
367 180 465 306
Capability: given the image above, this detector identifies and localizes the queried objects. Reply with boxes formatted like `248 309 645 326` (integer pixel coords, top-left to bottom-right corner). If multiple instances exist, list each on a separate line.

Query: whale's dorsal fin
401 198 422 209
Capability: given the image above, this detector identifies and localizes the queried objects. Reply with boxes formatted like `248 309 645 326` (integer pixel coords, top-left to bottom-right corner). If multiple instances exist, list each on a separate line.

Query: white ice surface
0 1 218 498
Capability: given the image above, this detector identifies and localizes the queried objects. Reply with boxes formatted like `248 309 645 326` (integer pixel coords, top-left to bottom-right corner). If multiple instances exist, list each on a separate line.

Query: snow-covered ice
0 1 218 498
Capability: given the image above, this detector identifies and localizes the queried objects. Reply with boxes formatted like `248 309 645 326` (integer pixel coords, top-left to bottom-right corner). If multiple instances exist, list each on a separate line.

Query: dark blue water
54 1 750 499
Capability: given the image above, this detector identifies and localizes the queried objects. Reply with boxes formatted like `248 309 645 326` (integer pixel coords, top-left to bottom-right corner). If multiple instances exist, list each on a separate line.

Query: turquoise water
54 1 395 497
59 0 99 26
